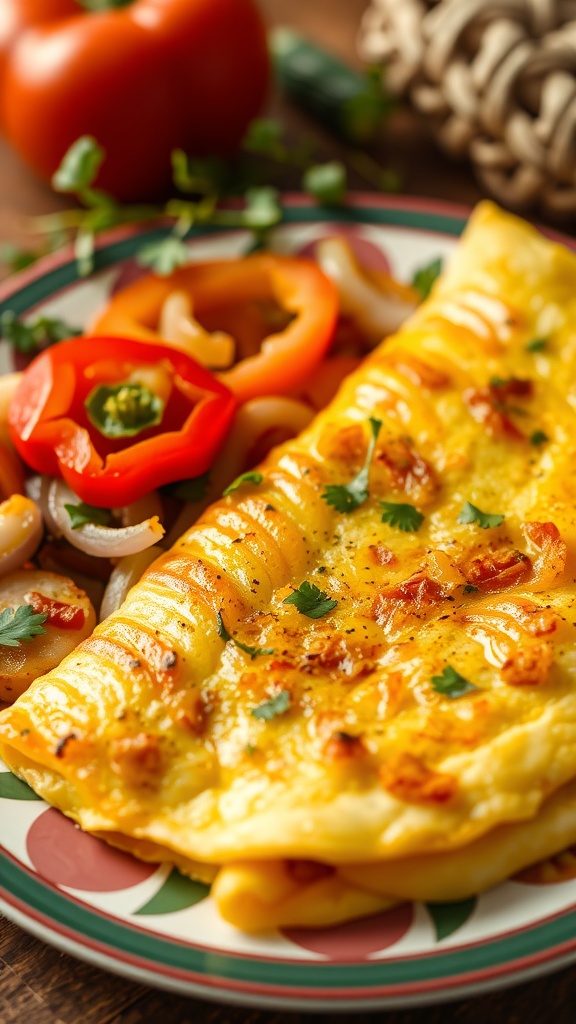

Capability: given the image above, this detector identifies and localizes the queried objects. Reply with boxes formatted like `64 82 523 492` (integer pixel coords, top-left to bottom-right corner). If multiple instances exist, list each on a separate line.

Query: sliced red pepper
91 253 338 403
9 335 236 507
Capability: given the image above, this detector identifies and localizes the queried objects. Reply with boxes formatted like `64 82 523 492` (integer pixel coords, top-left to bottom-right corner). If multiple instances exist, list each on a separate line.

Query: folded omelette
2 201 576 931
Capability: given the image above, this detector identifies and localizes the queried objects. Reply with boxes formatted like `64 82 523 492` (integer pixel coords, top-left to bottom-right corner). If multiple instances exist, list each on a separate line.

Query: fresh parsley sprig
251 689 291 721
526 337 547 352
411 257 443 301
0 605 47 647
322 417 382 513
216 612 274 660
223 471 264 498
283 580 338 619
0 311 81 355
458 501 504 530
380 501 424 533
431 665 478 699
11 96 400 279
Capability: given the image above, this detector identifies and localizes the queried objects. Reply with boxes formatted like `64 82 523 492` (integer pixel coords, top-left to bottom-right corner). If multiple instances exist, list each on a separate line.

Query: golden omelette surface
2 201 576 873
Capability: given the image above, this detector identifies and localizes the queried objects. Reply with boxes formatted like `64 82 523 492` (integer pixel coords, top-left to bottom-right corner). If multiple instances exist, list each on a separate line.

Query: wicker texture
359 0 576 213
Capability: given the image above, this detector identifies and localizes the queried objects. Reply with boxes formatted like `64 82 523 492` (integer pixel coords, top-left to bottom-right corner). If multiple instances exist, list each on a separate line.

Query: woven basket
358 0 576 214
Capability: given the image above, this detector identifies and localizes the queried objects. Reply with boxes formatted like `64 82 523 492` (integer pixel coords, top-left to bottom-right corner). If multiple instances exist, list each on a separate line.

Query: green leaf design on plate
426 897 477 941
0 772 42 800
134 868 210 915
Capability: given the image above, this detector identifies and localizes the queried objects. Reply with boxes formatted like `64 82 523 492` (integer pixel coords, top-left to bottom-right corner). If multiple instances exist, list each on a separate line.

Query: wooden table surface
1 2 576 1023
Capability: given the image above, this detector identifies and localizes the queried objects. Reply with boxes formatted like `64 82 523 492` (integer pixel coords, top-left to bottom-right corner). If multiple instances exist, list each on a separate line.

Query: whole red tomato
0 0 269 201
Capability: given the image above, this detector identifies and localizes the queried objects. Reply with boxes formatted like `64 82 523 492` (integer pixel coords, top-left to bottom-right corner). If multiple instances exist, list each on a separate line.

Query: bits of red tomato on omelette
379 752 456 805
464 547 532 593
372 573 448 634
500 642 554 687
521 521 567 589
374 436 439 504
110 733 163 788
463 386 524 439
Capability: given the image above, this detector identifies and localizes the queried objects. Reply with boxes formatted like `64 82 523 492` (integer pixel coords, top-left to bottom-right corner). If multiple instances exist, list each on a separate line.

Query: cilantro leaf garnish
52 135 105 193
243 118 285 159
0 311 80 355
216 612 274 660
251 689 291 721
137 236 190 276
530 429 549 447
64 503 113 530
431 665 478 699
283 580 338 619
411 257 443 301
223 471 264 497
526 337 547 352
458 501 504 529
380 501 424 533
322 417 381 513
241 187 283 230
302 161 347 206
463 584 479 594
0 605 47 647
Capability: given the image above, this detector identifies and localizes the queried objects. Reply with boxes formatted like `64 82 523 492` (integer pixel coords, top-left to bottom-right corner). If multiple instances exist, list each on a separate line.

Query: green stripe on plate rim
0 203 466 317
2 855 576 988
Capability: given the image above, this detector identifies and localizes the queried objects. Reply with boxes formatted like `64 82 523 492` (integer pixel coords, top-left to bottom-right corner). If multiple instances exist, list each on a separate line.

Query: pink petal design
27 808 157 891
282 903 414 961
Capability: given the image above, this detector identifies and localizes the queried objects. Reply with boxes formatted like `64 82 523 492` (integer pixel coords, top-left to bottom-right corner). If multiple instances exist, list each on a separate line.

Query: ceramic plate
2 195 576 1011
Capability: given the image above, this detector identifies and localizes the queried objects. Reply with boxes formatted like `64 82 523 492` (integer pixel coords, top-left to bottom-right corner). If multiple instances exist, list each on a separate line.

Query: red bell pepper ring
91 253 339 404
8 335 236 507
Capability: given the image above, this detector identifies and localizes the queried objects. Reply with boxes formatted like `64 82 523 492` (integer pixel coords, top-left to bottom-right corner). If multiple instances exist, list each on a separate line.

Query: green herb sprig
251 689 291 721
411 257 443 301
283 580 337 619
0 311 80 355
10 91 399 279
322 417 382 513
216 612 273 660
458 501 505 530
0 606 47 647
431 665 478 699
380 501 424 533
223 472 264 497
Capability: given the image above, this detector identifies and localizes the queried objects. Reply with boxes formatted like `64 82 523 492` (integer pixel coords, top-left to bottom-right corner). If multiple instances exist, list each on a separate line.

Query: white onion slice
48 480 165 557
159 290 235 368
99 545 163 621
36 474 63 537
0 494 43 576
315 238 417 341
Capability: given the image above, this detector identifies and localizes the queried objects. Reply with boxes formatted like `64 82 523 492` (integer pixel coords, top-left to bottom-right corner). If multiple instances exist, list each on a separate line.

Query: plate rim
2 193 576 1009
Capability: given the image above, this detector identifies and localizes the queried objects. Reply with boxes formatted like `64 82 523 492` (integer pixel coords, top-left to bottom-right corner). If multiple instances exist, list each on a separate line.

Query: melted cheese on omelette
3 201 576 929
